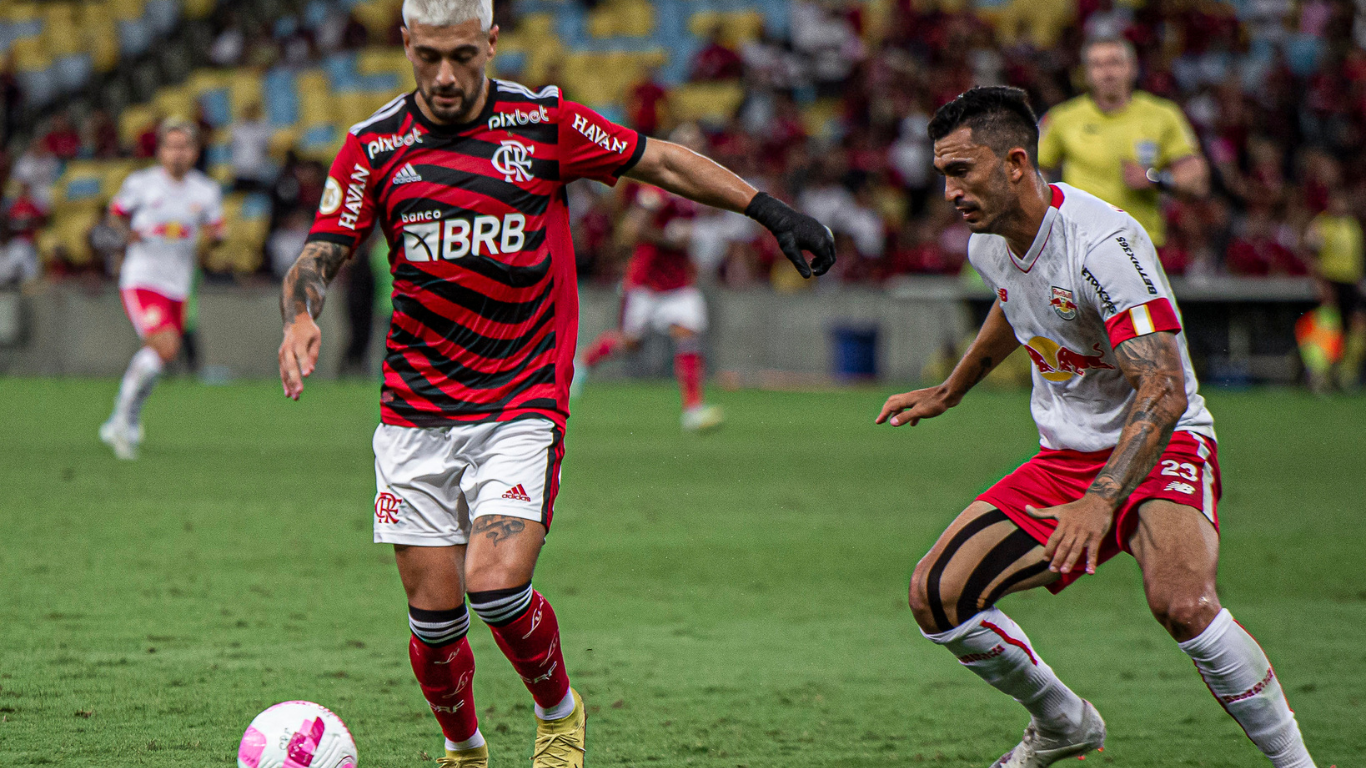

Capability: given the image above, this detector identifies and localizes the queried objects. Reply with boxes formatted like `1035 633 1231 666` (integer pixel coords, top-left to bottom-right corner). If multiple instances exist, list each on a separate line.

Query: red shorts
121 288 185 338
978 431 1221 593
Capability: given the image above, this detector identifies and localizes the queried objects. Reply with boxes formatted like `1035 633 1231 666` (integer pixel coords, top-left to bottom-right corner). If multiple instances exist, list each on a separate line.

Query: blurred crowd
3 0 1366 291
571 0 1366 289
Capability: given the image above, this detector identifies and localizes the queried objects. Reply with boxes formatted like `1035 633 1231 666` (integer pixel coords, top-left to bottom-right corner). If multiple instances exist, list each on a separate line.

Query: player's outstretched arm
625 139 835 278
876 300 1020 426
278 240 353 400
1029 331 1188 575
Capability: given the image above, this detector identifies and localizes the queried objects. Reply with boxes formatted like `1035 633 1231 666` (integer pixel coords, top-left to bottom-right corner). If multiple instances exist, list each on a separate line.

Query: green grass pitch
0 378 1362 766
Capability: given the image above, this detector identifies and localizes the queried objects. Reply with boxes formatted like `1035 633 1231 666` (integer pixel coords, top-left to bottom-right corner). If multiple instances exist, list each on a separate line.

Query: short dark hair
928 86 1040 165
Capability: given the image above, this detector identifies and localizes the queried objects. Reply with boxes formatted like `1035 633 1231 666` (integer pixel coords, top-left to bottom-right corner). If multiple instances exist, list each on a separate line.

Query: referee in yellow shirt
1038 37 1210 246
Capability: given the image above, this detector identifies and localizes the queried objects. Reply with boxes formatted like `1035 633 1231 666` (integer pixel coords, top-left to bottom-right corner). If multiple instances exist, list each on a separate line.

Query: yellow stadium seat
5 3 39 23
351 0 401 41
687 9 765 46
119 104 159 147
54 208 100 265
186 69 232 96
269 127 302 160
800 98 843 139
669 81 746 124
42 3 81 56
107 0 146 22
517 13 556 39
11 36 52 73
229 71 264 121
296 70 334 127
153 85 195 121
102 161 142 195
183 0 215 19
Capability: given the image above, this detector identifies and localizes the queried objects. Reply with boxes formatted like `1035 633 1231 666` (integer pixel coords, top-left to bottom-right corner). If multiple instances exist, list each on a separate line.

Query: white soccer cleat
990 700 1105 768
99 418 139 461
681 404 724 433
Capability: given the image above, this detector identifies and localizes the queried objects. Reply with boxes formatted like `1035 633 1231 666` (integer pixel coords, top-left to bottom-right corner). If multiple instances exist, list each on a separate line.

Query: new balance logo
392 163 422 185
501 484 531 502
1164 481 1197 495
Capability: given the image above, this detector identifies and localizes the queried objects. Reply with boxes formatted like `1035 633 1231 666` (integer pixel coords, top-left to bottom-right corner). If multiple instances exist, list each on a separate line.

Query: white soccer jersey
967 183 1215 452
110 167 224 300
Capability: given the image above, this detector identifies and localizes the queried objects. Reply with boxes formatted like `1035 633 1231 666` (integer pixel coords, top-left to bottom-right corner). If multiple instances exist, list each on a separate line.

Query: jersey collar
1008 185 1065 273
408 79 499 136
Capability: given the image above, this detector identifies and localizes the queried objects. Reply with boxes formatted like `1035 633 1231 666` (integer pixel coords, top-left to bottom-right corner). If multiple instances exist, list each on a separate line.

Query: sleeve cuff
1105 298 1182 348
612 132 647 179
306 231 360 249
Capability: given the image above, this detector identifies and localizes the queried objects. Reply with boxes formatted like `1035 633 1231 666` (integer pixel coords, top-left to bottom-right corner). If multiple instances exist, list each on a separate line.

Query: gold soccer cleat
437 743 488 768
532 689 585 768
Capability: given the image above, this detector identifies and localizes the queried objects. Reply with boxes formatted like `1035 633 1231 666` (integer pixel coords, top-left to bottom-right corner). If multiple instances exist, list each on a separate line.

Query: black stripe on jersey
410 165 551 216
385 330 558 391
393 296 554 360
482 122 558 146
449 135 561 180
395 263 548 324
452 250 550 288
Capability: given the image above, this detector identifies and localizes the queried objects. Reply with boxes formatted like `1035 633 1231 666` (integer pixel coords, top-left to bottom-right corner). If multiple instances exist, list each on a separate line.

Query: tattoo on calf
472 516 527 546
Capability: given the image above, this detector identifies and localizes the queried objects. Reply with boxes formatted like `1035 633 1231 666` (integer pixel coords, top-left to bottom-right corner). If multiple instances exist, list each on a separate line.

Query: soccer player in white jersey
877 88 1318 767
100 119 224 459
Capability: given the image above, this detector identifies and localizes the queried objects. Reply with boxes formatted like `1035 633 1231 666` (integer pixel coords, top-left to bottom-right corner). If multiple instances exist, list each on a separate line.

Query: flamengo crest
491 139 535 182
1050 286 1078 320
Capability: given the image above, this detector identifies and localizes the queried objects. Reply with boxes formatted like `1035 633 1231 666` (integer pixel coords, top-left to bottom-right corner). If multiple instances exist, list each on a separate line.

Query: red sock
408 635 479 743
482 591 571 708
584 331 623 367
675 350 704 410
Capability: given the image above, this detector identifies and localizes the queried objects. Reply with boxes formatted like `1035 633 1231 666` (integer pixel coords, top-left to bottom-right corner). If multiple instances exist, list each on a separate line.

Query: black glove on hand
744 192 837 279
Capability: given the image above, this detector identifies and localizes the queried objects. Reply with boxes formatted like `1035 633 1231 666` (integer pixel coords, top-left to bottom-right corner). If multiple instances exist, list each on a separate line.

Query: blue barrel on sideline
831 324 879 381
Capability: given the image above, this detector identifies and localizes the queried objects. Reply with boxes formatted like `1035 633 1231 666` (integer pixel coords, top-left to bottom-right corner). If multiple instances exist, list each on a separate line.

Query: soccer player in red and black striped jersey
275 2 834 767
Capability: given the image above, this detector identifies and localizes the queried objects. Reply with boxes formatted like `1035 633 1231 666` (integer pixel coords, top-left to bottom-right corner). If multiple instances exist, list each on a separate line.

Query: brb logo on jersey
1024 337 1115 382
491 140 535 182
403 211 528 261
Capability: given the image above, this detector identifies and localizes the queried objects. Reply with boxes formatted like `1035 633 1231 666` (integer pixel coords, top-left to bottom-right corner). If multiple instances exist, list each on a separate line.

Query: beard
421 73 484 124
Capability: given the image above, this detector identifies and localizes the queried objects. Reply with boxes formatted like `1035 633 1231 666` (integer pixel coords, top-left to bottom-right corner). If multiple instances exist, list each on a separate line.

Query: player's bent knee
1148 591 1221 641
909 555 957 634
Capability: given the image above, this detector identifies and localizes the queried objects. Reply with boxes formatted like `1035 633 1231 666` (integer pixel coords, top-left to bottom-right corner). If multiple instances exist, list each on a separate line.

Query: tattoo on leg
471 516 526 546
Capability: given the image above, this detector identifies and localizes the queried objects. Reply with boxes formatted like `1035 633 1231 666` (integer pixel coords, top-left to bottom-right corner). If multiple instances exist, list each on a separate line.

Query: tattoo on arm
471 516 527 547
971 356 993 385
1087 333 1187 504
280 241 352 325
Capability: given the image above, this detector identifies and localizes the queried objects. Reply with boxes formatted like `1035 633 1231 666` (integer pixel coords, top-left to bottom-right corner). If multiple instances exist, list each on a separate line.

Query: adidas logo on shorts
501 484 532 502
392 163 422 185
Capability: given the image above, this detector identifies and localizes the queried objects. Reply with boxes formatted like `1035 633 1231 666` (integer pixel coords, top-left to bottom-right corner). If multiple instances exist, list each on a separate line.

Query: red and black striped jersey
307 79 644 428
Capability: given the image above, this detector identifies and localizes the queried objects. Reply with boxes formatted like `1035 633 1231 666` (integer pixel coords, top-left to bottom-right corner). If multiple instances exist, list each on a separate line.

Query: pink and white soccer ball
237 701 357 768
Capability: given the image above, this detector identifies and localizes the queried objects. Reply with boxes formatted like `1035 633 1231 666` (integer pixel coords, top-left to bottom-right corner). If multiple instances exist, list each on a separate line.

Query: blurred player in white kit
100 118 224 459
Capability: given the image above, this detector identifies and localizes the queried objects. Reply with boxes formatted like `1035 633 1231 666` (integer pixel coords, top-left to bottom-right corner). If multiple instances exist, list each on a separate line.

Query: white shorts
372 418 564 546
621 286 707 338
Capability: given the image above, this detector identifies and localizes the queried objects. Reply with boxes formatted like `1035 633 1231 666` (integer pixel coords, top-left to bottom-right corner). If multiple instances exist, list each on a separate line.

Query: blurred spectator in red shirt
625 68 668 136
42 112 83 161
690 26 744 81
5 181 47 243
86 109 121 159
1225 211 1308 276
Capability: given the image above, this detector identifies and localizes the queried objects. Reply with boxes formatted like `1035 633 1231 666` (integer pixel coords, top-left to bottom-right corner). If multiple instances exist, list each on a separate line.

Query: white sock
925 607 1085 734
445 729 485 752
534 689 575 721
114 346 163 427
1178 609 1316 767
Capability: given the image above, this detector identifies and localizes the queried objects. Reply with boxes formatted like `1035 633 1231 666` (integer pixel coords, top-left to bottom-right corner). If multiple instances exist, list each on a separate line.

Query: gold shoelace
532 731 585 768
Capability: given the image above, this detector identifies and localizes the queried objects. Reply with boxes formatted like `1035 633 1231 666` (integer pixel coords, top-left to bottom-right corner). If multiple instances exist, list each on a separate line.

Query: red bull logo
1024 336 1115 382
149 221 192 240
1049 286 1077 320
